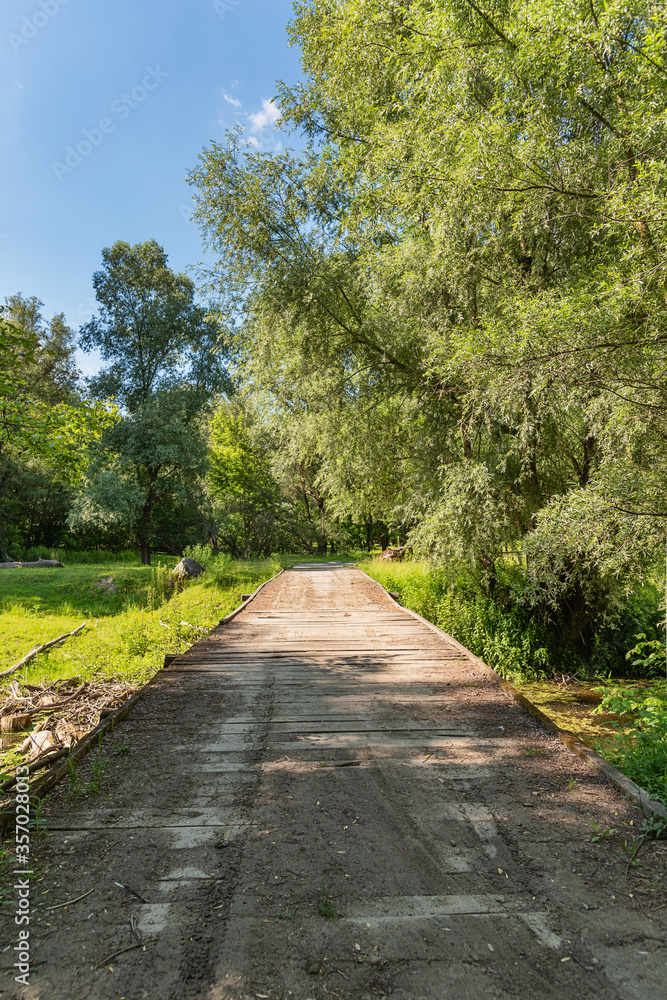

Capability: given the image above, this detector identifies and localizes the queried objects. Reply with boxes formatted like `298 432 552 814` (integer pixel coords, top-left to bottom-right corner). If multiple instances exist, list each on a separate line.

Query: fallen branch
124 883 149 904
23 746 69 773
0 624 86 678
97 937 158 967
1 747 70 792
0 559 64 569
45 887 94 911
130 914 142 944
43 682 87 710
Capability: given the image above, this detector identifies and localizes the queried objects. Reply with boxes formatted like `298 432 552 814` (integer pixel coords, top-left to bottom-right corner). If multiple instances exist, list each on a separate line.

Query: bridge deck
15 564 664 1000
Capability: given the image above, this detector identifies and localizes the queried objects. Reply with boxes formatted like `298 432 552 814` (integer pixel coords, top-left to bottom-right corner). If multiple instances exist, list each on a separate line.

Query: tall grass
359 558 663 683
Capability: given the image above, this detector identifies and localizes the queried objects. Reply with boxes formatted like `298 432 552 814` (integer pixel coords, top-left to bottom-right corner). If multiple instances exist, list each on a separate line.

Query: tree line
0 240 376 565
2 0 666 664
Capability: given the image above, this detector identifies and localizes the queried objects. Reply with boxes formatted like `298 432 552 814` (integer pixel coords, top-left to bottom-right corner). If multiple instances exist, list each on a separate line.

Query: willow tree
190 1 667 641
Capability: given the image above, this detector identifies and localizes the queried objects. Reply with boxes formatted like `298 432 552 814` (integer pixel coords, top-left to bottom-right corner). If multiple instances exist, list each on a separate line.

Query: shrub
360 558 662 682
595 684 667 806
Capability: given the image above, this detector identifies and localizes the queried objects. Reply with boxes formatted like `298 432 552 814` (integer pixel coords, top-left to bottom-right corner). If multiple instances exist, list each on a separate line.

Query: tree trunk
479 554 498 596
317 496 327 555
563 582 592 651
137 476 158 568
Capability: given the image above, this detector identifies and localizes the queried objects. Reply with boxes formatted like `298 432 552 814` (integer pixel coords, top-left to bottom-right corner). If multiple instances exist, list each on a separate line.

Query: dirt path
4 564 666 999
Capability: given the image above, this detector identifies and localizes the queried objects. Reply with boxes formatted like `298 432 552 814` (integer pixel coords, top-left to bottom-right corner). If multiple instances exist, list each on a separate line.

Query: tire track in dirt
171 674 277 999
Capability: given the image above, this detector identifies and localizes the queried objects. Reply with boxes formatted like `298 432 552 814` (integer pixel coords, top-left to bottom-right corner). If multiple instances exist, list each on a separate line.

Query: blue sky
0 0 302 374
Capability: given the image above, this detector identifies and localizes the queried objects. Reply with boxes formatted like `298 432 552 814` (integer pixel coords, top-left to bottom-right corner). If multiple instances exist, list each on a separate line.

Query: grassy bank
0 551 282 691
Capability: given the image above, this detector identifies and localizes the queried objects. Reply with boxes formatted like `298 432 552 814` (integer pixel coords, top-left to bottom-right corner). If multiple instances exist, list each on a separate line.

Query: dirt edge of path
359 569 667 822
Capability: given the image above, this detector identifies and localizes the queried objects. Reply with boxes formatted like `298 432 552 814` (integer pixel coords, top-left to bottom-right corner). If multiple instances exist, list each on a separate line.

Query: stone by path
3 564 666 999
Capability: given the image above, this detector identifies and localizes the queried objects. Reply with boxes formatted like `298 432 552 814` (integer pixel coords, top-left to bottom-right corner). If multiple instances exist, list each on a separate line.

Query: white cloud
246 135 262 149
248 99 280 131
222 90 242 110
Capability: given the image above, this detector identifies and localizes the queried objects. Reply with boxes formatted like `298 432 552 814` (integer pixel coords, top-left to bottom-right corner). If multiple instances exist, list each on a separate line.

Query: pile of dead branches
1 677 137 767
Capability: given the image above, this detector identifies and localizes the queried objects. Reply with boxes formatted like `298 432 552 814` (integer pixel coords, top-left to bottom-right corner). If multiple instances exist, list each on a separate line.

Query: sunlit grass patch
0 555 281 692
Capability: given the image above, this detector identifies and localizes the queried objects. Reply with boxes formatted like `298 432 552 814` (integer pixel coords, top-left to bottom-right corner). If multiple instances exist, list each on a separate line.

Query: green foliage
184 546 243 588
594 684 667 806
594 684 667 725
189 0 667 647
0 294 114 469
205 400 351 556
146 561 176 609
589 823 619 842
207 402 284 557
588 589 665 677
626 634 667 678
80 240 228 410
65 747 108 800
318 880 337 919
0 296 115 557
74 240 232 564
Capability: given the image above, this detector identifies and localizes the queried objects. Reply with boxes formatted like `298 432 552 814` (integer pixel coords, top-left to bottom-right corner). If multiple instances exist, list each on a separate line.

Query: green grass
318 879 338 919
6 545 152 565
0 553 282 692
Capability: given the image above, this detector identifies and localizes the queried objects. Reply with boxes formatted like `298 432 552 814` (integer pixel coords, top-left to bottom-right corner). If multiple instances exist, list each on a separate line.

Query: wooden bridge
13 564 664 1000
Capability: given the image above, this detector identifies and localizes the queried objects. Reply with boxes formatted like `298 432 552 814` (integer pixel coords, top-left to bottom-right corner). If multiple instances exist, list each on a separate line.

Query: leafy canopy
73 240 232 562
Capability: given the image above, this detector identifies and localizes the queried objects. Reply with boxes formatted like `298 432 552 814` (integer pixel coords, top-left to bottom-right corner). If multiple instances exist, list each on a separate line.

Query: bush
360 557 663 683
595 684 667 806
146 562 176 608
588 586 664 678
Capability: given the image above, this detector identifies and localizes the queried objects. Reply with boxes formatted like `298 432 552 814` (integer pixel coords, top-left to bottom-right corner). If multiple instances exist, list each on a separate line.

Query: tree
207 402 284 557
0 296 108 558
73 240 231 564
188 0 667 648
